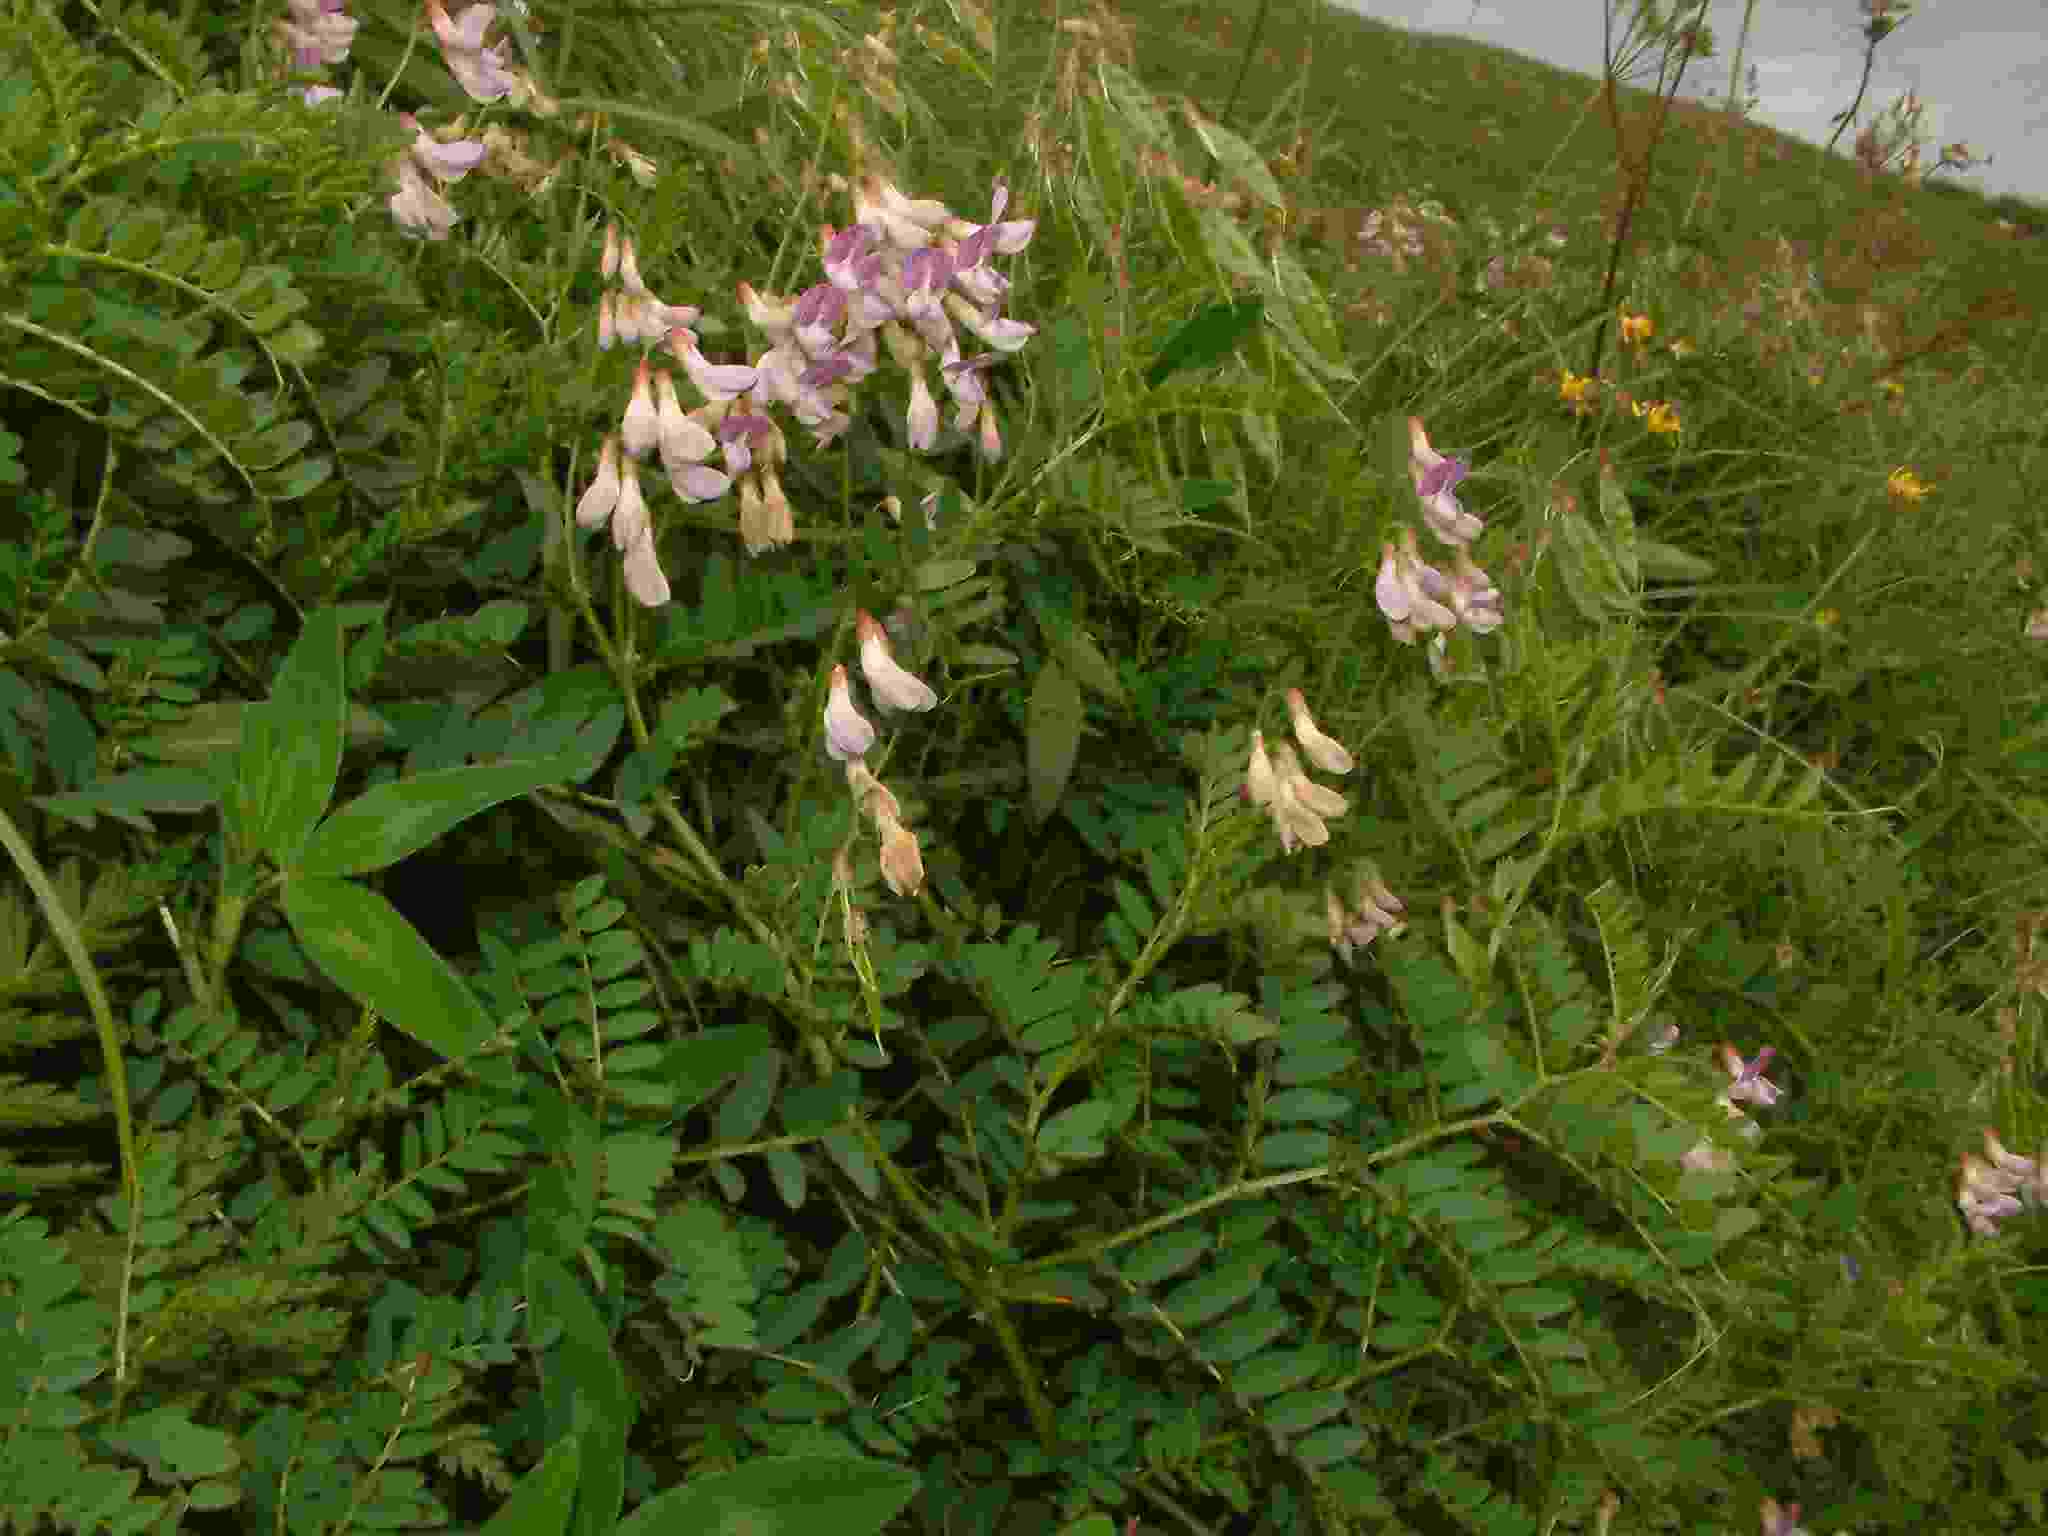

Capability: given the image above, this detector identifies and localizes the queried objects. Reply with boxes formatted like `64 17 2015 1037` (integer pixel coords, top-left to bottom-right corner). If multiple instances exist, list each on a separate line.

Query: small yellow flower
1632 399 1681 434
1619 310 1653 345
1558 368 1595 405
1881 378 1905 399
1887 466 1931 503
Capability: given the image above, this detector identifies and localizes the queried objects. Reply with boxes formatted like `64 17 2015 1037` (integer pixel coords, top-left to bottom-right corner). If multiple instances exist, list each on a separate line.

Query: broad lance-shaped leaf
282 876 495 1058
294 753 584 878
1026 659 1085 825
1596 459 1640 591
523 1255 630 1536
477 1431 581 1536
614 1455 919 1536
1144 298 1265 388
229 606 346 865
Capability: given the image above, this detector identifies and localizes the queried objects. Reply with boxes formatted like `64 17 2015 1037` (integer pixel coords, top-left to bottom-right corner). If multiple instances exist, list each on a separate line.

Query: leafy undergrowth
3 1 2047 1534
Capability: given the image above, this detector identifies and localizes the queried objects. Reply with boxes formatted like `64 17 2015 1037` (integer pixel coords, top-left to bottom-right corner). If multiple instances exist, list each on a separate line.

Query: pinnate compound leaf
283 876 496 1058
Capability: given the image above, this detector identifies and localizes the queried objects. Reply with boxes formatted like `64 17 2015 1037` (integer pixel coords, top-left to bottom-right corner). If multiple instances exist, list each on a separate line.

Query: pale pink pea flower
425 0 516 102
856 610 937 711
620 360 659 459
1285 689 1353 775
824 665 877 760
621 528 669 607
1408 418 1483 547
575 436 622 529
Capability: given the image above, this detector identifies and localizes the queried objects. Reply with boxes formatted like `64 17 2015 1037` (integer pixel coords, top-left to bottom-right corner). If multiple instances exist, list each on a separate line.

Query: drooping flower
667 329 760 401
1758 1499 1808 1536
620 525 670 607
425 0 516 102
824 665 877 761
1619 309 1654 345
277 0 358 67
1354 875 1407 935
1285 689 1353 775
1244 729 1277 806
1264 742 1347 853
1959 1152 2027 1236
574 436 622 529
1375 529 1458 643
1448 550 1505 635
403 115 487 182
654 372 730 501
1983 1127 2042 1192
388 158 460 239
874 806 926 896
1408 418 1483 547
845 758 900 822
620 359 660 459
608 455 649 552
736 470 794 556
856 609 937 712
1327 875 1406 963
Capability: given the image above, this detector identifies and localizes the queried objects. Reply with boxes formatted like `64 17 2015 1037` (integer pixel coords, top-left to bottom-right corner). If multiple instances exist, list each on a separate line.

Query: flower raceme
1959 1127 2047 1237
1326 876 1406 964
1245 699 1353 853
570 173 1034 593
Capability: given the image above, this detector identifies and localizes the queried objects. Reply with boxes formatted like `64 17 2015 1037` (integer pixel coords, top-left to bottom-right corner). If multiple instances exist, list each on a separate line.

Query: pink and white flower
824 665 877 760
857 609 937 711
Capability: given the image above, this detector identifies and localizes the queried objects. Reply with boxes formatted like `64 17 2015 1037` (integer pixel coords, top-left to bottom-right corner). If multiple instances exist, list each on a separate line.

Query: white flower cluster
572 174 1036 602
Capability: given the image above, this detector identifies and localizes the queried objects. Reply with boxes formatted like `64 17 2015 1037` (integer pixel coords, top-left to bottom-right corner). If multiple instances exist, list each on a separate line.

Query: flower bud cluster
822 611 941 897
1326 874 1406 965
1958 1127 2048 1237
1376 419 1503 650
1244 691 1353 854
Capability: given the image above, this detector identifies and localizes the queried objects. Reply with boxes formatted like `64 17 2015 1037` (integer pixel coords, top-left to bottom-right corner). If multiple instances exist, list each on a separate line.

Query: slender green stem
1212 0 1274 144
0 802 137 1206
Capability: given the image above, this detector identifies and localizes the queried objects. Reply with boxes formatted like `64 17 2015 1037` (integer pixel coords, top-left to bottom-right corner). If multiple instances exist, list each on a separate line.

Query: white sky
1340 1 2047 207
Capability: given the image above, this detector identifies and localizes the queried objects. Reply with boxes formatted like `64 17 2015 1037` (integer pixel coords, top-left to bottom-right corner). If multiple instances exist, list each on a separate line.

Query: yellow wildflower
1632 399 1681 434
1619 310 1653 345
1558 368 1595 405
1887 466 1931 503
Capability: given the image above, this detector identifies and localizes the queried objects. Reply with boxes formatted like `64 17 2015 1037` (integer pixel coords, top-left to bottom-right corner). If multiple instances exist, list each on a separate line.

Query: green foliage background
4 0 2047 1532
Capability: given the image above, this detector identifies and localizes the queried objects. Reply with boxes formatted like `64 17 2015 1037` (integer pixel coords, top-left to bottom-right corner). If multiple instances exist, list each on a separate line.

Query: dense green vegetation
4 0 2047 1532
